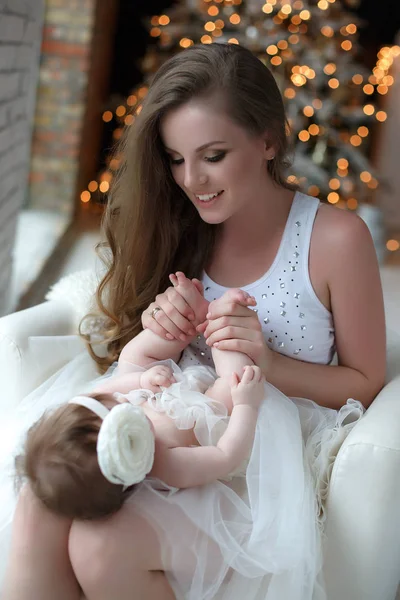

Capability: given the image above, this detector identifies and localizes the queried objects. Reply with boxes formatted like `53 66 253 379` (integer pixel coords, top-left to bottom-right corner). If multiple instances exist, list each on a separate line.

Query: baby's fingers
241 365 255 384
230 372 240 388
156 365 173 376
251 365 263 382
154 374 173 387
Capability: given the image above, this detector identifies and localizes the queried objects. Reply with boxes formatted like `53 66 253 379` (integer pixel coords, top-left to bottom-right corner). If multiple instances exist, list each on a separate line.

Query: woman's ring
150 306 162 319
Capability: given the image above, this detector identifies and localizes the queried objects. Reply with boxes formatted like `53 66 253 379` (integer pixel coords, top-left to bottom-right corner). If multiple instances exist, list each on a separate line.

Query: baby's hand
230 366 265 410
169 271 209 326
140 365 175 392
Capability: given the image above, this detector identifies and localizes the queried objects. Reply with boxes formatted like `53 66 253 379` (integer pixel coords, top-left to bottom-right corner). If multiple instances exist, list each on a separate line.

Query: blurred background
0 0 399 320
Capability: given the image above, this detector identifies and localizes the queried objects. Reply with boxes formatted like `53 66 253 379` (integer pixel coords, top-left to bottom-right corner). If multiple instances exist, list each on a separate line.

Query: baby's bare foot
220 288 257 307
169 272 209 326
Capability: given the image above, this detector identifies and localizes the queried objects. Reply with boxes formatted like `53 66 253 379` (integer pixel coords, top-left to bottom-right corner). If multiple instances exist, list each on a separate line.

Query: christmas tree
84 0 399 218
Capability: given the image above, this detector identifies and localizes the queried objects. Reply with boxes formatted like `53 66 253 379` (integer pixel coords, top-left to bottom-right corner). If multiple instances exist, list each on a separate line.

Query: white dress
0 349 364 600
0 192 367 597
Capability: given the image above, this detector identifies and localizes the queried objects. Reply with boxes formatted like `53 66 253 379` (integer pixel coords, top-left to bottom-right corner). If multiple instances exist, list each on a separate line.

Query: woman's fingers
171 272 209 324
206 302 257 321
204 315 261 342
143 301 193 340
206 325 259 347
212 339 259 359
158 288 199 334
162 287 195 321
141 308 175 340
154 306 194 339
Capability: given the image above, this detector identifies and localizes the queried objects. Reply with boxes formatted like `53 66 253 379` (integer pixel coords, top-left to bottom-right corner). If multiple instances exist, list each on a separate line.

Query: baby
18 276 265 521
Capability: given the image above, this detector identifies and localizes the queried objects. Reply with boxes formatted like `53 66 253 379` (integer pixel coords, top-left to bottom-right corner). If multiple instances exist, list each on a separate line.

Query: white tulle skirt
0 351 364 599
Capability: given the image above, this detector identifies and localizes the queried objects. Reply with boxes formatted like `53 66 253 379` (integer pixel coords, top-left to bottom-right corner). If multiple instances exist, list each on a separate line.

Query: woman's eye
170 157 184 165
205 152 226 163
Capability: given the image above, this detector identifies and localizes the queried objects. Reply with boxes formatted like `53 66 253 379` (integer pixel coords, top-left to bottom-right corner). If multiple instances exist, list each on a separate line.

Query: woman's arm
151 367 263 488
204 212 386 409
265 212 386 408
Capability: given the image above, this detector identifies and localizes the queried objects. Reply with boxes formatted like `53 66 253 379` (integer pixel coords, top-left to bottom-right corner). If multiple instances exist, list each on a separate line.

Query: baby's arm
151 366 264 488
95 275 208 394
92 363 175 395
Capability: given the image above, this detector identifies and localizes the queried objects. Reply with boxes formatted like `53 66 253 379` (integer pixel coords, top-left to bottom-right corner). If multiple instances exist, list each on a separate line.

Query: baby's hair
16 393 134 520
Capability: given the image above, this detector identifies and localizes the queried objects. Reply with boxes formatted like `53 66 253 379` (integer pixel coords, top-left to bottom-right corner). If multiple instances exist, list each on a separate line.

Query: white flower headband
68 395 155 487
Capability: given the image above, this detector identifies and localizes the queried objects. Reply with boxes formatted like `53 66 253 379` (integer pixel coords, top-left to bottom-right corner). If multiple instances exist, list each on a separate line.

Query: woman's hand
199 291 275 375
141 272 209 341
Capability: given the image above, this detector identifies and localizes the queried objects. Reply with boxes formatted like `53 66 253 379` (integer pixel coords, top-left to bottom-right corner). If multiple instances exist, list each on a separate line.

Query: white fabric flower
97 403 155 486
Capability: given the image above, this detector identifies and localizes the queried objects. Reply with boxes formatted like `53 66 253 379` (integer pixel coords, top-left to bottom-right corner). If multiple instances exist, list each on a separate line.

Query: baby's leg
2 485 81 600
212 345 253 379
205 346 253 414
69 502 176 600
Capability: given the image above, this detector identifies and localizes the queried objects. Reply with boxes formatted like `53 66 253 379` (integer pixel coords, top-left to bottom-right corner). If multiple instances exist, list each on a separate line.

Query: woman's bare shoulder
313 202 386 396
313 201 370 249
309 203 373 310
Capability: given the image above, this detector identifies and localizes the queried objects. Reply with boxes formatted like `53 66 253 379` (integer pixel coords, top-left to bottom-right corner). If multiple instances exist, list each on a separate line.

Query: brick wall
0 0 45 315
29 0 97 214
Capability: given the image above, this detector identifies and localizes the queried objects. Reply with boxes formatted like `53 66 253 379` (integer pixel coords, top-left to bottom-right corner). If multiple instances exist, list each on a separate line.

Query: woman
2 43 385 600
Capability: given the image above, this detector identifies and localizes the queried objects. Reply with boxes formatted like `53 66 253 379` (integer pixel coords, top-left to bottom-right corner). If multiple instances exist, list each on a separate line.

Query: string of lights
80 0 400 254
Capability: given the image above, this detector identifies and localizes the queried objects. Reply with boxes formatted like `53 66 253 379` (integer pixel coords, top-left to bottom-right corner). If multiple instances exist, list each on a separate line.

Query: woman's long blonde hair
87 43 294 369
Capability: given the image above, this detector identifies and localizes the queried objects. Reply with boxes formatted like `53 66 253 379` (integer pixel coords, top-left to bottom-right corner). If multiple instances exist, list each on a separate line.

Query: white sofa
1 292 400 599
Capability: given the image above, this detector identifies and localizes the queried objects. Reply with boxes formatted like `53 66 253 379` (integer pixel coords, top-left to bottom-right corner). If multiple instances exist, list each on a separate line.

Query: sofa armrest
0 301 86 410
323 374 400 600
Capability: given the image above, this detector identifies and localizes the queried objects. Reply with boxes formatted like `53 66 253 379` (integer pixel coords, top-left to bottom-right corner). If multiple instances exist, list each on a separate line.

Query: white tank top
180 191 335 370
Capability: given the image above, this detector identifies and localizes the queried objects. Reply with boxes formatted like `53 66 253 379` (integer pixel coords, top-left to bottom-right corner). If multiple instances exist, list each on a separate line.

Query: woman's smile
161 99 273 226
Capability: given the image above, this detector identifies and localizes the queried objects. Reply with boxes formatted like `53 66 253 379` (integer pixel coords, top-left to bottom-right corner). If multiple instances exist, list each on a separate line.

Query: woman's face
160 97 274 225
